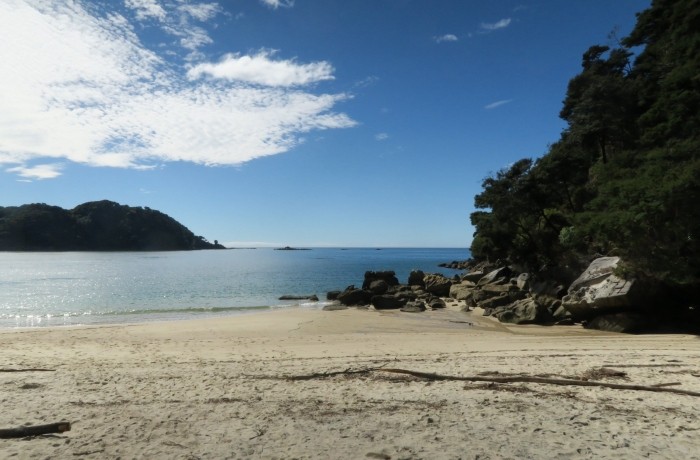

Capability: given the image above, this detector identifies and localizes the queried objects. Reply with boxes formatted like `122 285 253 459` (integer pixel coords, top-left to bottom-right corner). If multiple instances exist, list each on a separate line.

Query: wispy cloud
0 1 354 179
187 50 335 87
434 34 458 43
480 18 512 31
484 99 513 110
7 164 64 180
260 0 295 9
375 133 389 141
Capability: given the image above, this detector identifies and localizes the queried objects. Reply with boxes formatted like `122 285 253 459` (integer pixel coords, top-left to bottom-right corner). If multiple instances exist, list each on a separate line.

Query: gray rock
337 287 372 306
401 301 426 313
516 273 531 290
407 270 425 286
371 295 406 310
449 283 474 301
477 267 513 286
362 271 399 290
462 271 485 283
429 297 446 309
326 290 341 301
569 257 620 292
423 274 453 297
494 298 552 324
322 304 348 311
368 280 389 295
279 295 319 301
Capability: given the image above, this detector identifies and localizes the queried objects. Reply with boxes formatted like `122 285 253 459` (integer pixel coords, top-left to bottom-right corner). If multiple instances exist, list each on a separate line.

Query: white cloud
375 133 389 141
434 34 458 43
260 0 295 9
7 164 63 180
0 1 354 179
484 99 513 110
178 3 222 21
187 50 335 87
480 18 512 31
125 0 167 22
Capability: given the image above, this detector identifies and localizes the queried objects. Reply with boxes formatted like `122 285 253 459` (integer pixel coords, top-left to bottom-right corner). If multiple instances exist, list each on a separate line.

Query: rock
569 257 620 292
322 304 348 311
516 273 531 290
529 279 566 299
337 287 372 306
428 297 446 309
423 274 453 297
407 270 425 286
477 293 513 310
584 312 651 333
461 271 485 283
494 298 552 324
552 304 573 323
362 271 399 290
562 257 639 319
326 290 341 301
401 301 426 312
449 283 474 301
279 295 318 301
368 280 389 295
371 295 406 310
477 267 513 286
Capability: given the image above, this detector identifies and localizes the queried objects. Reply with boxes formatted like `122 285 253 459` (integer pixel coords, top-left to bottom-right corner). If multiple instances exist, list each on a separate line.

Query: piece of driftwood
0 368 55 373
286 368 375 381
377 368 700 397
0 421 71 439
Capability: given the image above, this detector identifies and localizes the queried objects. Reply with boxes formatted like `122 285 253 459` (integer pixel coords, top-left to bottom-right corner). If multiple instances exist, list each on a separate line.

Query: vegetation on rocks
0 200 225 251
470 0 700 289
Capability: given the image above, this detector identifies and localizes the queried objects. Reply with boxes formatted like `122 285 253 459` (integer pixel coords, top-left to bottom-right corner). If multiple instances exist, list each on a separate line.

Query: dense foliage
470 0 700 285
0 200 225 251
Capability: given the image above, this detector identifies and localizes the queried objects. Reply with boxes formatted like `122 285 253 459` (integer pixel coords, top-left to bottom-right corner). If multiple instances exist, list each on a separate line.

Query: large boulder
423 274 453 297
477 267 512 286
371 295 406 310
368 280 389 295
407 270 425 286
493 298 552 324
337 286 372 306
401 300 426 313
362 271 399 290
562 257 639 319
449 283 474 301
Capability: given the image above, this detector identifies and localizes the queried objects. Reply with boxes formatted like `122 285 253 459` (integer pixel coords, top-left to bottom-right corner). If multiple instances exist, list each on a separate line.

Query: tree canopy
470 0 700 285
0 200 225 251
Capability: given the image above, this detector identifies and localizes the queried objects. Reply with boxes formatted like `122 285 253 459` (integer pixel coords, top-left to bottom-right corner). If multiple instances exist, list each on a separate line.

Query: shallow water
0 247 469 328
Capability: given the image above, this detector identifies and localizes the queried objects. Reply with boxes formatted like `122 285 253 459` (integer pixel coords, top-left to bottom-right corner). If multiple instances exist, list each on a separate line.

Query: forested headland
0 200 225 251
469 0 699 298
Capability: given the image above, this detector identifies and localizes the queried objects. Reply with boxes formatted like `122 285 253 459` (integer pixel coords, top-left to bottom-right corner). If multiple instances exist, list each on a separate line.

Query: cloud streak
260 0 295 9
187 50 335 87
0 1 354 178
480 18 512 31
484 99 513 110
434 34 458 43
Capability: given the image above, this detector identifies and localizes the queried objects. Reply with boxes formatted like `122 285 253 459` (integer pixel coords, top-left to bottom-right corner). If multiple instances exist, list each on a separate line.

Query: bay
0 248 469 328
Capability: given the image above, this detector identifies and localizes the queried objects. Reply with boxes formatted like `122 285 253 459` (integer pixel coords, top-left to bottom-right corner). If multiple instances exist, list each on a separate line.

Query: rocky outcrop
362 271 399 290
336 286 372 306
423 274 452 297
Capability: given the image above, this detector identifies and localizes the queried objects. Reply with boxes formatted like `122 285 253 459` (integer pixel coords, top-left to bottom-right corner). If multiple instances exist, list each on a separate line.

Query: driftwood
0 421 71 438
282 367 700 397
377 368 700 397
0 368 55 373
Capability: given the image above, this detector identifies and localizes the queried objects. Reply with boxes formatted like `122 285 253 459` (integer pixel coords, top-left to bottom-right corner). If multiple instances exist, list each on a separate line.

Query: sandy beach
2 303 699 459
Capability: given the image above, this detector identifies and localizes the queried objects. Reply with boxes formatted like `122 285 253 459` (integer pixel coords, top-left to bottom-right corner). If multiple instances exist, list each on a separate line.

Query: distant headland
0 200 226 251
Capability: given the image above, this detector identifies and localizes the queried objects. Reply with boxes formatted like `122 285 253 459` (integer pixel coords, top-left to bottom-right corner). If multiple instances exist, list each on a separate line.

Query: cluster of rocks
325 270 454 313
322 257 695 333
450 256 671 332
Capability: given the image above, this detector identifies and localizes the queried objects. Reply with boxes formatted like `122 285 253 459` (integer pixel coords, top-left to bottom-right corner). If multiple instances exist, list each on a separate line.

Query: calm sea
0 248 469 328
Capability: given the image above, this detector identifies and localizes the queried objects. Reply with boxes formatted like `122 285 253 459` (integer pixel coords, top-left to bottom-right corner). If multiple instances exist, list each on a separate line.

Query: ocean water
0 248 469 328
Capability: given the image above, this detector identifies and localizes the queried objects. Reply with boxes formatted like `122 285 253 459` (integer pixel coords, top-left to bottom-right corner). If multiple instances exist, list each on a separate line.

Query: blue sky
0 0 650 247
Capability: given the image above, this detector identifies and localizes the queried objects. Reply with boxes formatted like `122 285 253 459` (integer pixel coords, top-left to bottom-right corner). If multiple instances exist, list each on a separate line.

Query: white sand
2 303 699 459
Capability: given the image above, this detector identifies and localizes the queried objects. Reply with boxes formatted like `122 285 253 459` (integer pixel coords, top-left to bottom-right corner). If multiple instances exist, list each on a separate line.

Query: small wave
1 305 272 320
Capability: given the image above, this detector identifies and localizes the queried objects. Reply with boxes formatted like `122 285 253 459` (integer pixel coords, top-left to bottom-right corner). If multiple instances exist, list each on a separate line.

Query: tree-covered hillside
470 0 700 286
0 200 225 251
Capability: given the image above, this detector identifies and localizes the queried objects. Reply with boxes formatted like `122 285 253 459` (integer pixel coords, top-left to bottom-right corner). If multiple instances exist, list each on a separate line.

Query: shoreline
2 305 699 458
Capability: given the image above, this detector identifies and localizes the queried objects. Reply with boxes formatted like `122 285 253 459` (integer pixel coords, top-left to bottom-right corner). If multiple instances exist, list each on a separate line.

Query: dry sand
2 302 700 459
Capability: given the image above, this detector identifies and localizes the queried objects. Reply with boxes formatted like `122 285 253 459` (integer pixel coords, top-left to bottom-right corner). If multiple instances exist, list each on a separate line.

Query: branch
0 422 71 439
378 368 700 397
0 368 55 373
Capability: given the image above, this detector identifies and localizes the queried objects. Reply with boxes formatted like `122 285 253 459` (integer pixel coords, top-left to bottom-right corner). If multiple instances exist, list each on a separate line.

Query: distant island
0 200 226 251
274 246 311 251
